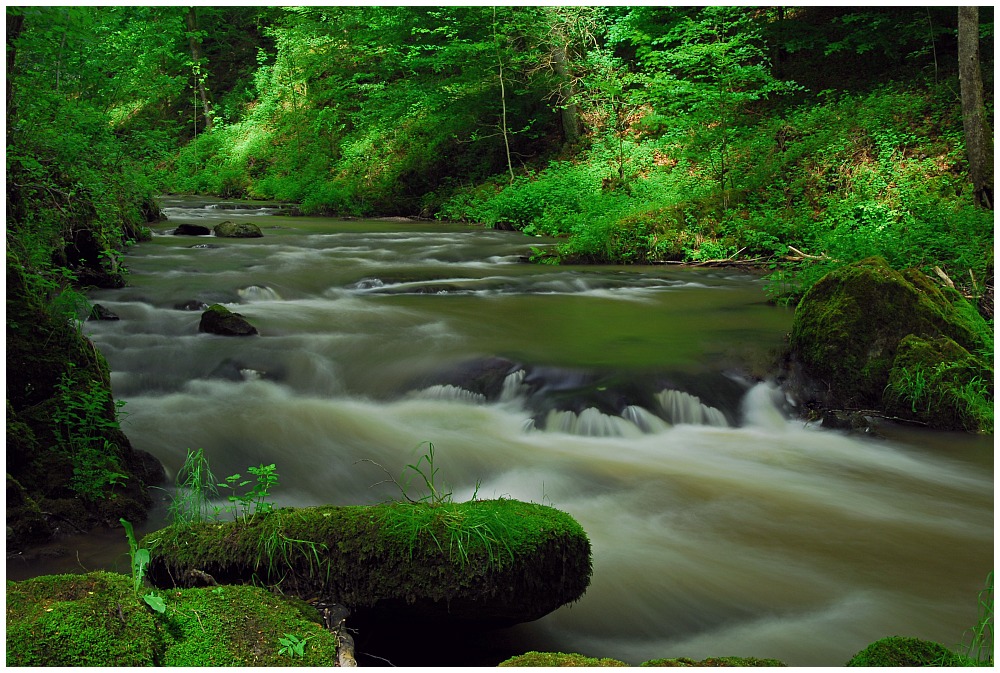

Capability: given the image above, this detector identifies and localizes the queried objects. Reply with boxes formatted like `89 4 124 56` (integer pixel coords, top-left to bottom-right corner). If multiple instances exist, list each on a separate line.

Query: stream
11 197 993 667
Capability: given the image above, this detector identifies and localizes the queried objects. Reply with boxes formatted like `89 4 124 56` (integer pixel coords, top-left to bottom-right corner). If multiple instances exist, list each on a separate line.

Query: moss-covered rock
788 257 992 430
640 656 787 667
144 500 592 627
499 651 629 666
5 571 338 666
198 303 259 336
214 220 263 238
6 262 164 543
885 335 993 432
845 635 968 666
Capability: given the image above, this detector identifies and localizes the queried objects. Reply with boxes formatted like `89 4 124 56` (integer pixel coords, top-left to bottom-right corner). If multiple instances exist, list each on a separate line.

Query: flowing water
16 197 993 666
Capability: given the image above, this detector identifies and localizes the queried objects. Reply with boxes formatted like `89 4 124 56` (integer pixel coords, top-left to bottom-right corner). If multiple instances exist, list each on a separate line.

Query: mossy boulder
500 651 629 666
198 303 259 336
788 257 992 430
5 571 338 666
6 262 164 542
143 500 592 627
885 335 993 432
845 636 969 666
640 657 787 667
214 220 263 238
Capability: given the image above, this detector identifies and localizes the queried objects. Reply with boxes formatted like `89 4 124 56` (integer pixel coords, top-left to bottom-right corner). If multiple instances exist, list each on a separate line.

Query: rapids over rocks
14 197 992 667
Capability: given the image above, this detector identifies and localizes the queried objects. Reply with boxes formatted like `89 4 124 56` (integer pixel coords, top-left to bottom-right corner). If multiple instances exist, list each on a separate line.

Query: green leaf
143 593 166 614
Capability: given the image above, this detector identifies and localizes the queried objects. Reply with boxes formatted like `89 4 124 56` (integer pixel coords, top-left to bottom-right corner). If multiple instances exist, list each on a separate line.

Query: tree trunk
958 6 993 209
186 7 213 133
552 45 582 146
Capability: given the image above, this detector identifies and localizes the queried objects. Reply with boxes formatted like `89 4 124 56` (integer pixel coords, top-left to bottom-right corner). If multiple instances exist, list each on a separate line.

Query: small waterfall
238 285 282 302
621 405 673 433
543 408 644 438
499 370 528 403
409 385 486 405
741 383 789 431
656 389 729 427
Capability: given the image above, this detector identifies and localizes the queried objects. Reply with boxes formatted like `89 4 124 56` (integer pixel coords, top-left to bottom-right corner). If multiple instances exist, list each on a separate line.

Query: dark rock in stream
199 304 259 336
88 304 119 321
173 223 212 236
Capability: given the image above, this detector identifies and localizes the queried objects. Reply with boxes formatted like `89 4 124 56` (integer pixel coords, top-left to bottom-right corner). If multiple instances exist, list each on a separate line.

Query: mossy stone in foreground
845 635 967 666
789 256 991 424
5 571 338 666
499 651 629 666
144 500 592 626
640 656 786 666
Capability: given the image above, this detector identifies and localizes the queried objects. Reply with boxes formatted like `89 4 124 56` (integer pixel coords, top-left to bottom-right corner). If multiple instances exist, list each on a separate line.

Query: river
15 197 993 666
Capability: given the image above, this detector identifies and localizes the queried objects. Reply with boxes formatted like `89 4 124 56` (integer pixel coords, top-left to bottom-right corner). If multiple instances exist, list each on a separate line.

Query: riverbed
15 197 992 667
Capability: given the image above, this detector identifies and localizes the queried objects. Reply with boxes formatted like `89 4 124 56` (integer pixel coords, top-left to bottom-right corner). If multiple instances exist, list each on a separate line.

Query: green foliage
167 448 220 526
120 518 166 614
955 572 994 666
167 449 279 525
218 463 279 523
277 632 315 659
52 364 130 501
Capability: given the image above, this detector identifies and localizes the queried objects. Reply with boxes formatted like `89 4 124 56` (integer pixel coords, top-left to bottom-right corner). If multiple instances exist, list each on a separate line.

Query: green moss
789 257 993 423
499 651 630 666
885 335 993 432
143 500 592 625
846 636 969 667
640 657 786 667
6 572 159 666
5 571 339 667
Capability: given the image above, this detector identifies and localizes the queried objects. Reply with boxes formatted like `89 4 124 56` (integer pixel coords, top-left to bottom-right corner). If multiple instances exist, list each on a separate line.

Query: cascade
656 389 729 426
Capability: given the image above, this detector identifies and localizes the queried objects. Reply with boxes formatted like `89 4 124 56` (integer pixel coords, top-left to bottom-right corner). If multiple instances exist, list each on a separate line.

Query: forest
7 6 994 296
5 5 995 668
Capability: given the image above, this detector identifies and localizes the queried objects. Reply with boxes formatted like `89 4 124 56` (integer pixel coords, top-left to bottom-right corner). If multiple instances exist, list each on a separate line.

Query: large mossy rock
199 303 259 336
214 220 263 238
5 571 338 666
499 651 629 666
788 257 992 431
6 263 165 545
845 636 969 666
143 500 592 627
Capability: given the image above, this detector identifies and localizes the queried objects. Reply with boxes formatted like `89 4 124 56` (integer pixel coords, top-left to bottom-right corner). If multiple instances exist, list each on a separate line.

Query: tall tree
958 6 993 209
186 6 213 133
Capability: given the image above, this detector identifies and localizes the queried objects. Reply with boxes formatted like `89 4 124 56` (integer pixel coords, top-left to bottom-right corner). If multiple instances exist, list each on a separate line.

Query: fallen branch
786 245 831 261
933 265 955 289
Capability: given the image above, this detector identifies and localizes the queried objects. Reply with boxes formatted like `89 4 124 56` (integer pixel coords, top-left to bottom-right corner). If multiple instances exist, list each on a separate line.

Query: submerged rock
5 571 339 666
787 257 992 431
213 220 263 238
198 304 258 336
143 500 592 628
